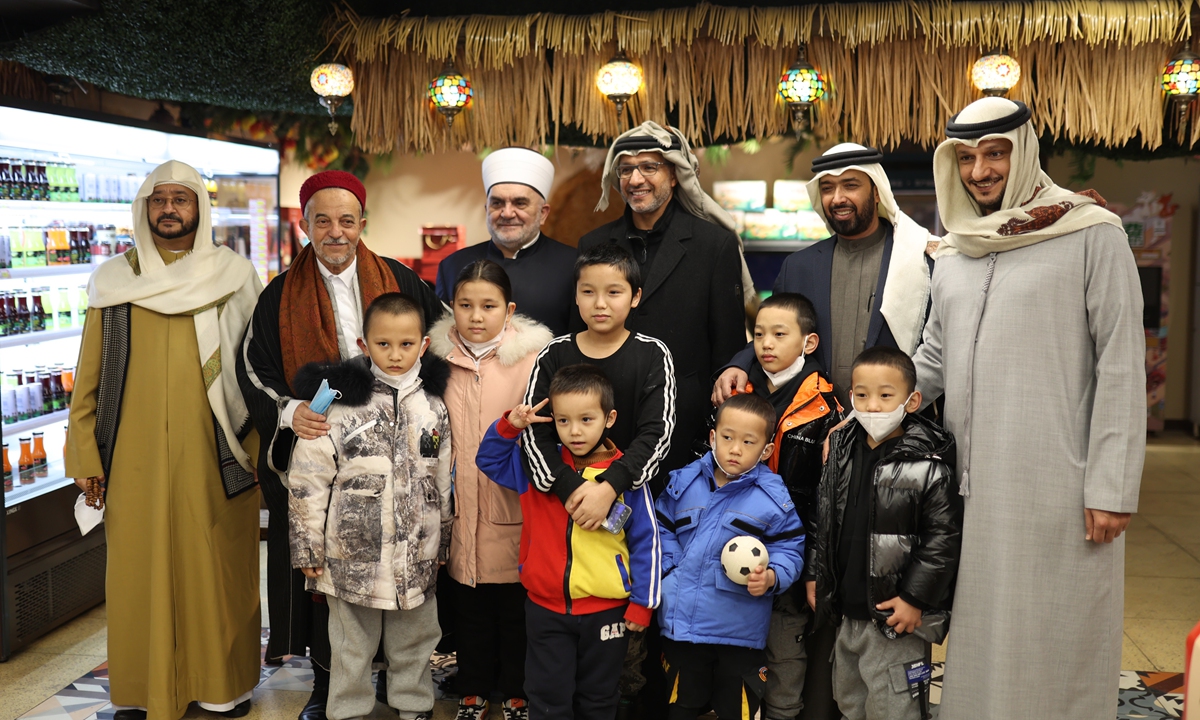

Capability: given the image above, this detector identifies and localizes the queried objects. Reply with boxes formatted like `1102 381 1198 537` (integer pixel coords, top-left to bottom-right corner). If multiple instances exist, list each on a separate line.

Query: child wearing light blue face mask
807 346 962 720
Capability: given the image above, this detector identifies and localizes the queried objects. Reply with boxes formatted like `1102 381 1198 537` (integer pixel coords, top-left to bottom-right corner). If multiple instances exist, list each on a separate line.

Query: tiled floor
1 433 1197 720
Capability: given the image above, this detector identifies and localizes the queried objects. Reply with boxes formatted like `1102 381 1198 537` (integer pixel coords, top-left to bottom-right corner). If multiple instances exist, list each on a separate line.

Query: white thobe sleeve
1082 225 1147 513
912 272 945 410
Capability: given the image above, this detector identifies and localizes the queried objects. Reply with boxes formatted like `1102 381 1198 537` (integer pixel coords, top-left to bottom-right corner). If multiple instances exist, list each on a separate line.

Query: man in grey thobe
914 97 1145 719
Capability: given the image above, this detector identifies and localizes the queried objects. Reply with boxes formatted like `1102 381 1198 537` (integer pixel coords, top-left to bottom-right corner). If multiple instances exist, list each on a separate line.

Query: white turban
482 147 555 199
933 97 1122 258
805 143 934 355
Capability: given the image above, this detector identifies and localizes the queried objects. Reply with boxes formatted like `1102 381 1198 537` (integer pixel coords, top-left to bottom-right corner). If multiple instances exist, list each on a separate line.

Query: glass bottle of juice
58 287 72 328
0 291 8 337
38 372 53 415
50 368 65 411
3 442 11 492
18 437 33 485
62 366 75 407
15 293 30 334
31 431 47 478
30 288 46 332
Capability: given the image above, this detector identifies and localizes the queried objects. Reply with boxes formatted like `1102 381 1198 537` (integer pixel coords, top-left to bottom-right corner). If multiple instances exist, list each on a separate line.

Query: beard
968 177 1006 214
826 197 877 237
488 219 540 253
315 238 357 267
152 213 200 240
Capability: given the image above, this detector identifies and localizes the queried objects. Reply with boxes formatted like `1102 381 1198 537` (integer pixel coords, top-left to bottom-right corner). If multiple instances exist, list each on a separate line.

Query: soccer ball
720 535 769 586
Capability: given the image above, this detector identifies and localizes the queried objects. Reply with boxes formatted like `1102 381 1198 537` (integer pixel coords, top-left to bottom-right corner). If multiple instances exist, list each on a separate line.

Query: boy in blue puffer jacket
656 393 804 720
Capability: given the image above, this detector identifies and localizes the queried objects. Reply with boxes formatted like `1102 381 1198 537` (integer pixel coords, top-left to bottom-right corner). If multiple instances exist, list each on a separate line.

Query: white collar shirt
317 256 363 360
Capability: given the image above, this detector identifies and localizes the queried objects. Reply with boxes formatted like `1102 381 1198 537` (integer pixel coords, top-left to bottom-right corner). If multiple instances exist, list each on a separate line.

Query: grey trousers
832 618 929 720
763 593 811 719
327 595 441 720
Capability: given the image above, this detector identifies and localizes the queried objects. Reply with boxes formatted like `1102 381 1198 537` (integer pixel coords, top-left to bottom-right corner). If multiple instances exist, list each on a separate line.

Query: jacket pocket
615 554 632 593
331 480 384 564
720 511 769 541
488 481 523 525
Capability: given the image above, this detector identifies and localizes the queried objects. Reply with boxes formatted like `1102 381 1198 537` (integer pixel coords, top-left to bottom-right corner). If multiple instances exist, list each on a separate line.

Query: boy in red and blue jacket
476 364 660 720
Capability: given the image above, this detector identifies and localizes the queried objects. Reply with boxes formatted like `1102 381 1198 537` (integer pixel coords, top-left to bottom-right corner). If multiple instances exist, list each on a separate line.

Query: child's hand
877 596 923 634
626 620 646 632
746 566 776 597
506 399 552 430
300 567 324 580
567 482 617 530
805 580 817 611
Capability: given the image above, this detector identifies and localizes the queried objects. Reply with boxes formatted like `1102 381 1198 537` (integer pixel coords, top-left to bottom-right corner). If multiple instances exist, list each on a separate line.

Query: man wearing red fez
237 170 445 720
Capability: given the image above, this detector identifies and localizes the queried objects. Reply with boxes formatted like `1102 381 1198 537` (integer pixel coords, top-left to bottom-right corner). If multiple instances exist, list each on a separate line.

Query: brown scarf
279 241 400 390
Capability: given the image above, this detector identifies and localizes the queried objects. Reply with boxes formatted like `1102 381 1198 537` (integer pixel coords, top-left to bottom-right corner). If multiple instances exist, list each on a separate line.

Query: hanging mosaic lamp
310 63 355 134
971 52 1021 97
428 60 473 130
595 50 643 121
1161 49 1199 122
777 44 826 139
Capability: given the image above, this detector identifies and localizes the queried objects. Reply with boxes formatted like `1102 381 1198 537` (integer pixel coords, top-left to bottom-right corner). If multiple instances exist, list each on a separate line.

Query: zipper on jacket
563 517 574 615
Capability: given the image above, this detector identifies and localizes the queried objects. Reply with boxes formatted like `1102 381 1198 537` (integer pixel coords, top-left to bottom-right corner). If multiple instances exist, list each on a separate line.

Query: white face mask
763 335 810 388
852 393 914 444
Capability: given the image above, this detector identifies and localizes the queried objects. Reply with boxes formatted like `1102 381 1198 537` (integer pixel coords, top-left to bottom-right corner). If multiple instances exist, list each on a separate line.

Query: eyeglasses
149 196 194 209
617 162 669 180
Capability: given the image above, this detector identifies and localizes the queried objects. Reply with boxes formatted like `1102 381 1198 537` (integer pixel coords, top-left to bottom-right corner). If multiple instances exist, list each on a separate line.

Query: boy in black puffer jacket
806 346 961 720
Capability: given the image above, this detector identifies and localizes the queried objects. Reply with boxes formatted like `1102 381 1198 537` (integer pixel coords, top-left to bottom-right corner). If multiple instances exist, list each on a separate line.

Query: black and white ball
720 535 769 585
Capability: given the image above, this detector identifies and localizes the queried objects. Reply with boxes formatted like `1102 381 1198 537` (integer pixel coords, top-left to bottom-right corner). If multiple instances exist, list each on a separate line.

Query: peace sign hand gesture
507 399 553 430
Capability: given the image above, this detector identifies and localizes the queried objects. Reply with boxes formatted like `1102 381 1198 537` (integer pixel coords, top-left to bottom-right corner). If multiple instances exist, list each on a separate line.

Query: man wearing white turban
435 147 577 335
66 160 264 720
915 97 1145 720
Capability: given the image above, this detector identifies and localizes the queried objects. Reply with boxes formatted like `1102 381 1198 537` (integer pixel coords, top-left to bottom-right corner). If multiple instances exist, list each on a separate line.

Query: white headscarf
89 160 263 472
933 97 1122 259
596 121 756 303
804 143 934 355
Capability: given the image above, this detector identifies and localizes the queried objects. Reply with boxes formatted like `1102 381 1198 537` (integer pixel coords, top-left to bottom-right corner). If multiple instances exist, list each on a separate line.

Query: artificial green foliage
2 0 338 114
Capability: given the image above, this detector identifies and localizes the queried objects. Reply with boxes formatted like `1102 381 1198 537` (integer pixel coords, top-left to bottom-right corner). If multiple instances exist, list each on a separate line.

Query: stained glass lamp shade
310 63 355 134
971 53 1021 97
429 61 473 129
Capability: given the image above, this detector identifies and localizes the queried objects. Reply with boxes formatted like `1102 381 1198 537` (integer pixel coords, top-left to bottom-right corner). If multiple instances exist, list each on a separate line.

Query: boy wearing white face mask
737 292 842 720
805 346 962 720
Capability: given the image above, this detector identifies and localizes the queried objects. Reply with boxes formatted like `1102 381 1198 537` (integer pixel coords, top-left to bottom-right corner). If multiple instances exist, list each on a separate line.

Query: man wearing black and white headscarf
572 121 750 482
916 97 1144 720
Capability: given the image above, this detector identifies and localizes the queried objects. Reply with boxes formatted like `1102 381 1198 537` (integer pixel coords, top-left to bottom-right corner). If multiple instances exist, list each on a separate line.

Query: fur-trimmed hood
292 352 451 407
428 313 554 369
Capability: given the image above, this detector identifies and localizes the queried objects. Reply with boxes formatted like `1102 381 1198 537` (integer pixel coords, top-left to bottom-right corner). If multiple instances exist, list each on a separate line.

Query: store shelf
0 264 97 280
0 326 82 349
4 458 75 506
3 409 70 436
0 200 131 213
743 239 821 252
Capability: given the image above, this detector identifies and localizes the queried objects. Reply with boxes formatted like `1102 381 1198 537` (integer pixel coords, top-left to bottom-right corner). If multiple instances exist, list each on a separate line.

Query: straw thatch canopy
330 0 1197 154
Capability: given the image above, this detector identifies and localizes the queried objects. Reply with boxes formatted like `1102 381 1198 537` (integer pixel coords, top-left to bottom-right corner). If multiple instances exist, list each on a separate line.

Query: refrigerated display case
0 99 280 660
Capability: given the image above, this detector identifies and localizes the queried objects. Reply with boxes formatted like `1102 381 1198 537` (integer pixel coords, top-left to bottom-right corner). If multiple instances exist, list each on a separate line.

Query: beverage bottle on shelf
36 163 49 201
23 369 35 385
30 288 46 332
10 226 24 267
14 381 28 421
69 227 81 264
26 379 43 419
0 291 8 336
0 228 10 269
61 366 75 405
49 368 65 411
38 371 52 415
115 228 133 254
8 370 21 387
77 285 88 320
56 227 71 265
80 227 92 263
15 293 30 334
2 386 15 424
66 164 79 203
42 288 56 330
18 437 33 485
12 160 26 200
28 226 46 266
3 443 11 492
57 287 71 327
46 163 58 202
31 432 47 478
0 158 10 200
5 293 17 333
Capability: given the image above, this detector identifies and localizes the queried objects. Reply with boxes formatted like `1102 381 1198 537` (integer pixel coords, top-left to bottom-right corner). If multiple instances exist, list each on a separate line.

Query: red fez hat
300 170 367 213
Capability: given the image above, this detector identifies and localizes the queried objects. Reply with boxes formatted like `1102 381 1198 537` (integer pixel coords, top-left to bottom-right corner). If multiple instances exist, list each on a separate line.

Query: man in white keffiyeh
66 160 264 720
915 97 1145 720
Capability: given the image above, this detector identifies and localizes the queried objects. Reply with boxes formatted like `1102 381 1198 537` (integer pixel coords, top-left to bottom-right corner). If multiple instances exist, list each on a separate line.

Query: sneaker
455 696 489 719
500 698 528 720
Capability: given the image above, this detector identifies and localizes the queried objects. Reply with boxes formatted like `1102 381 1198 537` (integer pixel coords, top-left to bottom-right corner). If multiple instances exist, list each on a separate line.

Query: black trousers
452 578 528 700
525 600 630 720
800 622 839 720
662 639 767 720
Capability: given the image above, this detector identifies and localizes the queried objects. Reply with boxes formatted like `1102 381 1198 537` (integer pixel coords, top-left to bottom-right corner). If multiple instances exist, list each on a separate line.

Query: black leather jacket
809 412 962 643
